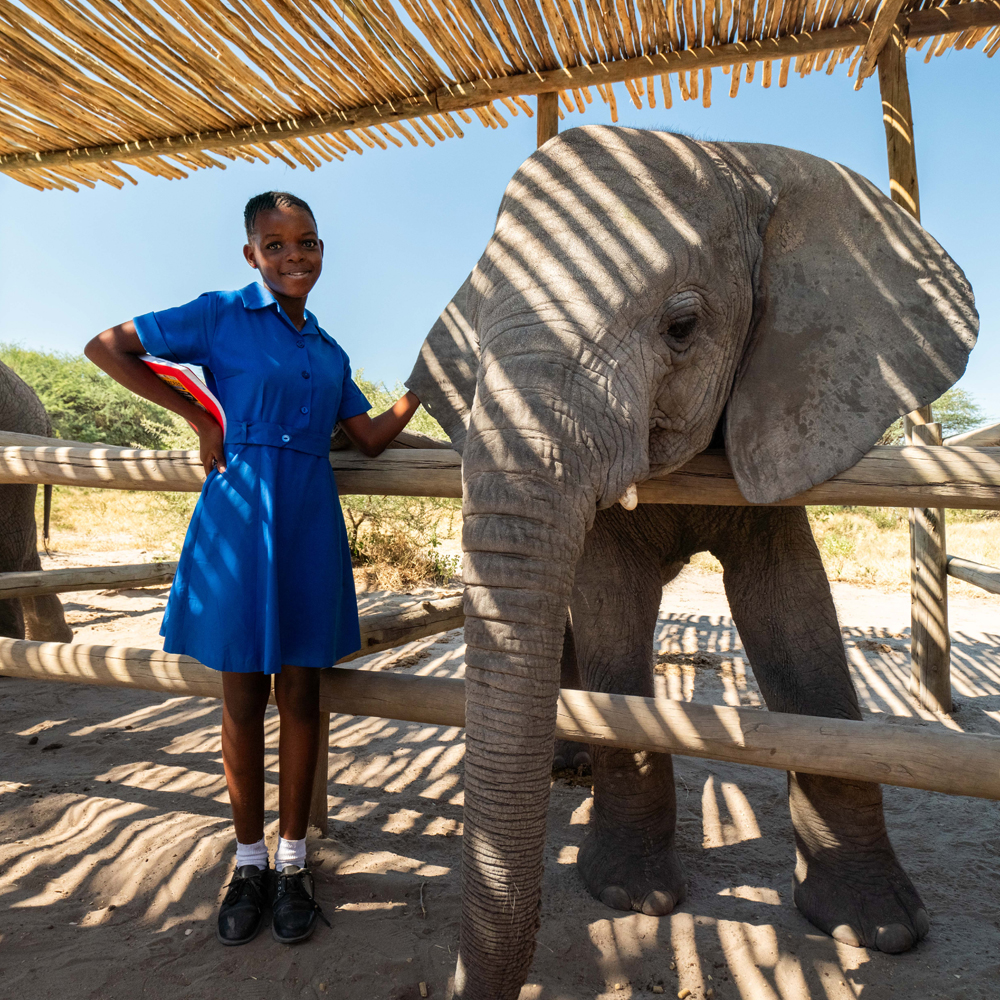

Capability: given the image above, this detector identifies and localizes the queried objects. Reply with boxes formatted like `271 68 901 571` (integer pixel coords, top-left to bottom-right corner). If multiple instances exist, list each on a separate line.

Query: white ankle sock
275 836 306 872
235 836 268 870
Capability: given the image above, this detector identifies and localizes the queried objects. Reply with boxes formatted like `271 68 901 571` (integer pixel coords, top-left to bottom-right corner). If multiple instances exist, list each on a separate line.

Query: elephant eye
660 315 697 343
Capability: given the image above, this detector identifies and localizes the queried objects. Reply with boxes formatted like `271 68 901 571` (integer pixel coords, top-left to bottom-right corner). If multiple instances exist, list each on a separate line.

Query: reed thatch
0 0 996 191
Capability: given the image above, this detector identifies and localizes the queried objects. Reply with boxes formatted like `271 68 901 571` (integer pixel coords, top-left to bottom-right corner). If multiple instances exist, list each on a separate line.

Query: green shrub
0 343 196 449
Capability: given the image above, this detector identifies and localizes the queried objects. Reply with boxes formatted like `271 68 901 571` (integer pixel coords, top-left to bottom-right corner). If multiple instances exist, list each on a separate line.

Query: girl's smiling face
243 205 323 300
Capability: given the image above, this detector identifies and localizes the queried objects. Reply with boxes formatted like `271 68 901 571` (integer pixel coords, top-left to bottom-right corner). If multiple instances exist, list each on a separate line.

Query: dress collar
239 281 273 310
240 281 319 333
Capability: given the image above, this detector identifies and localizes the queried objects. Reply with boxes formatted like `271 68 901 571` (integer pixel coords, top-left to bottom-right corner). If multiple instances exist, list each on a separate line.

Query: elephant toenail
914 908 931 938
599 886 632 911
830 924 862 948
874 923 916 954
640 890 675 916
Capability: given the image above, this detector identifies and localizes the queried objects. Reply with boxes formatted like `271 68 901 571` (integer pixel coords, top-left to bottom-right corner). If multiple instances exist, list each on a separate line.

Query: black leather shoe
216 864 270 946
271 866 330 944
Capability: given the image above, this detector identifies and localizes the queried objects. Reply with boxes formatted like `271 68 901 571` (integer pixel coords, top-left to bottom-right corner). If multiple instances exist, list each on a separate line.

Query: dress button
301 371 310 379
300 406 309 414
281 434 290 442
296 341 304 348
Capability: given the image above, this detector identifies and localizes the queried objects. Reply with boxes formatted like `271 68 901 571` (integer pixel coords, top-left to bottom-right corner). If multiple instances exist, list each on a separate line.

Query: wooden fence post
309 710 331 836
906 419 952 712
878 26 951 712
537 92 559 146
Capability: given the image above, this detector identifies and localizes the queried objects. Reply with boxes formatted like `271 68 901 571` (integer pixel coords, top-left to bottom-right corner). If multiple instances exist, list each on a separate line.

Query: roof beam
1 1 997 176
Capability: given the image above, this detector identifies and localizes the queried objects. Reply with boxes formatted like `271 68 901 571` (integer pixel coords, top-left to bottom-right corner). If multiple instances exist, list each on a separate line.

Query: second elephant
406 127 978 1000
0 360 73 642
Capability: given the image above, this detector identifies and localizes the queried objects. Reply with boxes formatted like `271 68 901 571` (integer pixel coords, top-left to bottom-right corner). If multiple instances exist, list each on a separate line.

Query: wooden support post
309 710 331 837
537 92 559 146
878 27 951 712
905 419 952 712
876 25 920 218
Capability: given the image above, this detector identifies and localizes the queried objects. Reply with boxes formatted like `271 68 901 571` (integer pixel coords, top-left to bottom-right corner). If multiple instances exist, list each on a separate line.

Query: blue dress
134 281 371 674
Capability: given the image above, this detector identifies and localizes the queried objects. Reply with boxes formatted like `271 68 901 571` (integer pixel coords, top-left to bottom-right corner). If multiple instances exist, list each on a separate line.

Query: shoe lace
275 867 331 928
223 867 266 907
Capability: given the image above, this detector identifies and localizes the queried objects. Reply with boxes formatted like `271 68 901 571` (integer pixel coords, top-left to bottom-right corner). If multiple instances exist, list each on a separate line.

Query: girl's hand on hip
195 416 227 474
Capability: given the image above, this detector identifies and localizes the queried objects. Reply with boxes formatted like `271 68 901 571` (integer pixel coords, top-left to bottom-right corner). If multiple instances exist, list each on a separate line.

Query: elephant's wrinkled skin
0 361 73 642
406 127 978 999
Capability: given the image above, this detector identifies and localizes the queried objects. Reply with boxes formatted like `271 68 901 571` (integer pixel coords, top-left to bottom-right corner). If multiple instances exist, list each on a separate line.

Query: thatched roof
1 0 996 191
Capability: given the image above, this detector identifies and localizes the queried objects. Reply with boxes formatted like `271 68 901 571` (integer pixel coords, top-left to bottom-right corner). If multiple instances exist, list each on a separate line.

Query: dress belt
225 421 331 458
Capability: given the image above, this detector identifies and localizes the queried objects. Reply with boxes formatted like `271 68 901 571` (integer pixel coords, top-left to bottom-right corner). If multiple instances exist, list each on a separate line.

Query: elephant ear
405 273 479 456
725 151 978 504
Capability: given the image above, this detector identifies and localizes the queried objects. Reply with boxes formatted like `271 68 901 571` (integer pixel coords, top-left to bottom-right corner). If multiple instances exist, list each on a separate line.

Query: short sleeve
133 292 218 367
338 352 372 421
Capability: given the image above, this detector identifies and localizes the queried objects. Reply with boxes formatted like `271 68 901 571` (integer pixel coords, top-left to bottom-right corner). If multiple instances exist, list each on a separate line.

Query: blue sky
1 49 996 418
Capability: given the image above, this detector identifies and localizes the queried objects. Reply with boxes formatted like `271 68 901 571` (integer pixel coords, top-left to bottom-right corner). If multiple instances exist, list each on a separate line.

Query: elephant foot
793 844 929 953
577 829 686 916
552 739 591 774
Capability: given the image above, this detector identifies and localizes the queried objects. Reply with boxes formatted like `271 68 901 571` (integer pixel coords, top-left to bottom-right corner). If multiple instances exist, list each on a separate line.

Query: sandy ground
2 553 1000 1000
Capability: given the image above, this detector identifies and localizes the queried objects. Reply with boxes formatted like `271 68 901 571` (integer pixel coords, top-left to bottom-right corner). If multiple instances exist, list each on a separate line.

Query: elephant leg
718 505 928 953
22 594 73 643
0 596 24 640
0 482 71 641
0 485 32 640
573 509 685 916
18 547 72 643
552 622 593 772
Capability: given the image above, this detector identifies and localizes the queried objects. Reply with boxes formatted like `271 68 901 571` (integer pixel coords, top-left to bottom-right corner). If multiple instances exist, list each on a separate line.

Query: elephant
404 126 979 999
0 360 73 642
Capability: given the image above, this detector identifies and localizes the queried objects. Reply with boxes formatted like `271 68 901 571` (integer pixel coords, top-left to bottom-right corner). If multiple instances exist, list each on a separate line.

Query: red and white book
139 354 227 435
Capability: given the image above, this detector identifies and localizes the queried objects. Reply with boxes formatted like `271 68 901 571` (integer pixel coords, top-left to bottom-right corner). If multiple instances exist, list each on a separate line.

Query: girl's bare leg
221 671 273 844
274 665 321 840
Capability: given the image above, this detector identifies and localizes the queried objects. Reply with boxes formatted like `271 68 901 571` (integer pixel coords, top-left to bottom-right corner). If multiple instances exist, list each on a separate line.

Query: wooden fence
1 428 1000 831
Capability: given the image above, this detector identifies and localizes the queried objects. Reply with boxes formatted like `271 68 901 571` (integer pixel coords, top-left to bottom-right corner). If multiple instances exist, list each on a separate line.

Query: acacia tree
877 387 988 445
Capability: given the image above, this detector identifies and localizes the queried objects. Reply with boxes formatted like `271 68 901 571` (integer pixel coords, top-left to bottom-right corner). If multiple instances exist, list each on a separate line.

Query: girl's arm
339 391 421 458
84 321 226 474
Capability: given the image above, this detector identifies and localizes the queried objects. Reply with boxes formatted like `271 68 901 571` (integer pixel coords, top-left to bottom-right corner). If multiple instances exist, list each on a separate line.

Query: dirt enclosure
2 559 999 1000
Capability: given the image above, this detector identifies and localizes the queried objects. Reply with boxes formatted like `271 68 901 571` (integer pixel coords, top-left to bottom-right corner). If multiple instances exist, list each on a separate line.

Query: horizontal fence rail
2 636 999 800
5 433 1000 510
0 562 177 600
944 421 1000 448
946 556 1000 596
0 596 463 682
342 596 463 661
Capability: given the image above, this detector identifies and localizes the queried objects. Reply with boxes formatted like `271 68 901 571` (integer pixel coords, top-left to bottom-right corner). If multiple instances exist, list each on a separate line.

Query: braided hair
244 191 316 240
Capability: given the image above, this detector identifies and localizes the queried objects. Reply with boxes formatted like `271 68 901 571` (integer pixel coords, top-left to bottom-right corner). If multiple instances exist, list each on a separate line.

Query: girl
85 191 421 946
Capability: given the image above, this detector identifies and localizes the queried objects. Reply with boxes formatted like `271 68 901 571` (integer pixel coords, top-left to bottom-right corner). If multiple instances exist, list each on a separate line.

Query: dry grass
691 507 1000 602
809 507 1000 601
36 486 462 589
38 486 198 558
38 490 999 602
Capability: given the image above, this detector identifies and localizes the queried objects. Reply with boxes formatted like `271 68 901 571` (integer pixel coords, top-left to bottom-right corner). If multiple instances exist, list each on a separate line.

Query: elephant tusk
618 483 638 510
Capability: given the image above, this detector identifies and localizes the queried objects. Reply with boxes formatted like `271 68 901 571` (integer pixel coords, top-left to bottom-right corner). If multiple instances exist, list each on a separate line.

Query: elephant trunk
454 399 599 998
